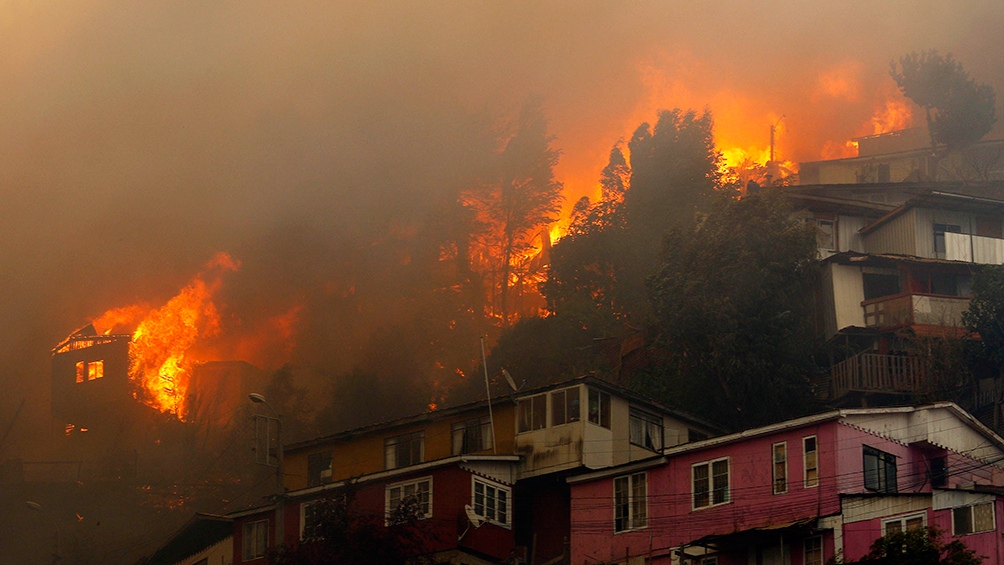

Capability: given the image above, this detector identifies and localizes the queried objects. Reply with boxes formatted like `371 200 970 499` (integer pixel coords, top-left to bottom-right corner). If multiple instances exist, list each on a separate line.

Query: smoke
2 0 1004 478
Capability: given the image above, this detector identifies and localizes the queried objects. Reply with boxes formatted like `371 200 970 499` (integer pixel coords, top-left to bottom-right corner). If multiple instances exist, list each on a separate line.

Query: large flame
92 253 240 420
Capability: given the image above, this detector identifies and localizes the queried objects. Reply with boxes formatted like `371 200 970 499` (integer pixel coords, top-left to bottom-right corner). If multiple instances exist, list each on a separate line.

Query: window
693 457 729 509
863 446 897 493
804 436 818 488
242 519 268 561
385 431 424 469
614 472 647 532
386 477 432 522
588 388 611 429
307 451 332 487
472 478 511 527
551 388 581 426
804 536 822 565
883 513 925 536
452 417 493 454
75 360 104 383
953 502 994 535
862 272 901 300
772 442 787 494
816 219 835 250
689 429 710 443
930 456 947 488
629 408 663 452
517 394 547 433
934 223 963 255
300 501 320 539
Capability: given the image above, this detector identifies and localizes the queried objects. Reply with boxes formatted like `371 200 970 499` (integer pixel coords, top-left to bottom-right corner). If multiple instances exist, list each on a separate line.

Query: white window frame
629 408 664 452
385 476 433 524
803 436 818 488
517 394 547 433
952 502 995 536
300 500 318 540
613 472 647 533
471 476 512 528
242 519 268 561
384 431 425 469
883 512 926 536
550 387 581 427
803 536 822 565
692 457 730 510
772 441 787 494
587 388 611 429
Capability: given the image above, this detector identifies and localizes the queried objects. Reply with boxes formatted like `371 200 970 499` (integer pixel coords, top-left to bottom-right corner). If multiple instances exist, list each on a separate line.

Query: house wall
570 422 842 564
177 536 232 565
232 510 275 565
863 208 918 256
284 403 517 491
282 466 516 562
837 214 868 253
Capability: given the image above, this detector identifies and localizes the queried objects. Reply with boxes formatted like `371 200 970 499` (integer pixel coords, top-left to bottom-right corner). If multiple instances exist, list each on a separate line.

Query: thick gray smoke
1 5 1003 553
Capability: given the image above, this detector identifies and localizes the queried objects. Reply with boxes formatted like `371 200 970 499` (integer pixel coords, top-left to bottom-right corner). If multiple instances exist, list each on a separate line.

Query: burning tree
464 97 564 325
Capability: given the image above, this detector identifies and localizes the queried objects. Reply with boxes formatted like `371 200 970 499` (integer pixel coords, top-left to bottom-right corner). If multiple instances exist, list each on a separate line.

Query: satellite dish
464 504 484 528
502 368 518 392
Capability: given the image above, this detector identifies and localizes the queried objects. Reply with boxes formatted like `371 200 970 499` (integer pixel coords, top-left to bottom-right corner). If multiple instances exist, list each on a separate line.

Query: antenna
464 504 484 528
480 337 497 454
502 368 518 391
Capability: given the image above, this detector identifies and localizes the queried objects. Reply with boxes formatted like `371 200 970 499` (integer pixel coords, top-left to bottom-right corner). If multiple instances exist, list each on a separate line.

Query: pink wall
571 421 841 564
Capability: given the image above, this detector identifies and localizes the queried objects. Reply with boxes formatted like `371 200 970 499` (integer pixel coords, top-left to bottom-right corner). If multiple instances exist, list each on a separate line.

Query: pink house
568 403 1004 564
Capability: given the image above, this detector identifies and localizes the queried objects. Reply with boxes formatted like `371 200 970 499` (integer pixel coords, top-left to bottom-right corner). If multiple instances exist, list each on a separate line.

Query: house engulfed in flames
50 322 267 478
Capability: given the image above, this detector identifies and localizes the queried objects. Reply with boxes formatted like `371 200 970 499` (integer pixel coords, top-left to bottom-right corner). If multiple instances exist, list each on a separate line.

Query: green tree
642 189 820 429
842 527 982 565
625 108 719 257
890 50 997 152
963 264 1004 364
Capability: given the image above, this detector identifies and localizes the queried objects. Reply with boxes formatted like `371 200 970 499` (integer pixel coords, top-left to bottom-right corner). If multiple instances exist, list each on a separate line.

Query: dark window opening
863 273 901 300
930 456 947 488
863 445 897 493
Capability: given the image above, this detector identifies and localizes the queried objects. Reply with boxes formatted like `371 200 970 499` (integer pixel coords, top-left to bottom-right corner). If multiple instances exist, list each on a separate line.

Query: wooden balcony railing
831 352 928 399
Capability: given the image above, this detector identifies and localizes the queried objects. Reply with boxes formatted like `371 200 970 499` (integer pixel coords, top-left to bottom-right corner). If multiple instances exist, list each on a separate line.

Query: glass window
804 436 818 488
884 513 925 536
629 408 663 451
386 477 432 522
452 417 493 454
773 442 787 494
953 502 994 535
307 451 332 487
863 445 897 493
384 431 424 469
517 394 547 433
588 388 611 429
614 472 647 532
693 457 729 509
242 519 268 561
804 536 822 565
473 478 511 527
551 388 581 426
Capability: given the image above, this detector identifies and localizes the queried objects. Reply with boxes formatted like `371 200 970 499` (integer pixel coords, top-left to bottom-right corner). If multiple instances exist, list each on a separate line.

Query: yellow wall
283 402 517 492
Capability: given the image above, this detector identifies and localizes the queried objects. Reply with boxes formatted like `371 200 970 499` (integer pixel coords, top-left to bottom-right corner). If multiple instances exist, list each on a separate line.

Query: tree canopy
891 50 997 151
641 188 821 429
842 527 982 565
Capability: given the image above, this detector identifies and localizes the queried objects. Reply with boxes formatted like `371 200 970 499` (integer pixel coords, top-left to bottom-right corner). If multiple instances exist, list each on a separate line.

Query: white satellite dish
464 504 484 528
502 368 518 392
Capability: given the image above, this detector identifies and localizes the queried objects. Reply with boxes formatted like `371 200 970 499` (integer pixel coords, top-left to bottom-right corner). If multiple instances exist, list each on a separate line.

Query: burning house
51 323 133 433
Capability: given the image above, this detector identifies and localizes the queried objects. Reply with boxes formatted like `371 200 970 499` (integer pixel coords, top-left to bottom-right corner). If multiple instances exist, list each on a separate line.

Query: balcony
944 232 1004 264
831 352 927 399
862 293 969 330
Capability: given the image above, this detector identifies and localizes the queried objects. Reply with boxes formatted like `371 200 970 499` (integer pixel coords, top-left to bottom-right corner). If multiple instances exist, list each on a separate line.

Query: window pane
693 464 709 508
532 396 546 430
885 521 902 536
906 516 924 531
552 391 566 426
712 460 729 504
954 507 973 535
974 503 994 532
568 390 580 422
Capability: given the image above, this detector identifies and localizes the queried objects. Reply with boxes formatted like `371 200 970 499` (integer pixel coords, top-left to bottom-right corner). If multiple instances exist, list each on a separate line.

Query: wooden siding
830 352 927 399
863 208 918 256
